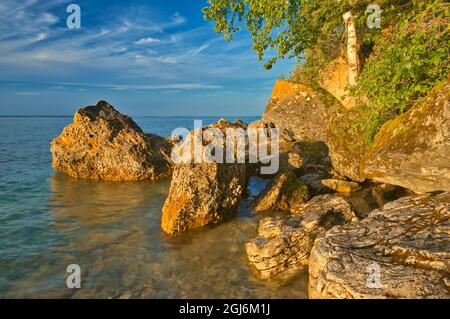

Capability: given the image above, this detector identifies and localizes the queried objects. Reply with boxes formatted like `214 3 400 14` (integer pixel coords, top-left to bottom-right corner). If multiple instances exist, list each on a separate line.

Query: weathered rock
50 101 172 181
290 193 356 217
326 107 370 182
317 56 357 109
319 179 361 193
262 80 331 142
246 195 358 279
362 79 450 193
309 192 450 299
278 151 303 173
161 119 247 235
254 171 310 212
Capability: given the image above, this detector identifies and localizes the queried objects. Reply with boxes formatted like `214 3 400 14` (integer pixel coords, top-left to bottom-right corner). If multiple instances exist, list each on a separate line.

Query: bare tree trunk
343 11 359 86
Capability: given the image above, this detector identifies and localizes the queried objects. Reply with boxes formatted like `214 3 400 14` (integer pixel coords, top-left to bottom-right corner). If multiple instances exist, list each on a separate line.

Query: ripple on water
2 174 309 299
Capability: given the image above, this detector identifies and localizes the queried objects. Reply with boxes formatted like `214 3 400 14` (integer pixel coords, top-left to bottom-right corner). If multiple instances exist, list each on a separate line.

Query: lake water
0 116 315 298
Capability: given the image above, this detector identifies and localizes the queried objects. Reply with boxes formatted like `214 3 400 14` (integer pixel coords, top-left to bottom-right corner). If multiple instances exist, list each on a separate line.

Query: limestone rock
309 192 450 299
262 80 331 142
362 79 450 193
319 179 361 193
50 101 172 181
246 195 358 279
317 56 357 109
161 119 247 235
254 171 310 212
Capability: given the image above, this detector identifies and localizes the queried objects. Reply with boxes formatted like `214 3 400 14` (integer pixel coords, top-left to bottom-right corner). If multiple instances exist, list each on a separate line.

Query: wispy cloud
0 0 294 115
135 37 161 45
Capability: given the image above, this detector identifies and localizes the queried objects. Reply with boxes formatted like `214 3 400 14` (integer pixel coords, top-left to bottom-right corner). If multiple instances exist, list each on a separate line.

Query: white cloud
135 37 161 45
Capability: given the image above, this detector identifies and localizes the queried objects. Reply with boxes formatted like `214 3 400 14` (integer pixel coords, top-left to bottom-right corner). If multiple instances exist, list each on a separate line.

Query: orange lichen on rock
270 80 315 100
50 100 173 181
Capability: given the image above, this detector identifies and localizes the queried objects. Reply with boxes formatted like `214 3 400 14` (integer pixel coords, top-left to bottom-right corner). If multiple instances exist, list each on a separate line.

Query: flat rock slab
309 192 450 299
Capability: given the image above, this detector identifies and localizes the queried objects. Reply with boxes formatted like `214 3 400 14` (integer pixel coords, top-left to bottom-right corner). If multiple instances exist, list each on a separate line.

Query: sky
0 0 295 116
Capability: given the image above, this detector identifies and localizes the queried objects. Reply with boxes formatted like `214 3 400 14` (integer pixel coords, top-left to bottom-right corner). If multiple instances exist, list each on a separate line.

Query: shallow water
0 116 400 298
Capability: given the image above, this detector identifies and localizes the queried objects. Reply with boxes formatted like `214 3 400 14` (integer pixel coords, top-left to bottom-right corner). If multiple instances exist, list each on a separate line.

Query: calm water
0 116 315 298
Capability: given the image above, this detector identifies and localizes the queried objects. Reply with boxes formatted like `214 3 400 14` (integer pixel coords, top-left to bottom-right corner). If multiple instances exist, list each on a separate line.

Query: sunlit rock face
362 79 450 193
161 119 248 235
261 79 367 183
262 80 331 143
50 101 173 181
309 192 450 299
246 194 358 280
317 56 357 109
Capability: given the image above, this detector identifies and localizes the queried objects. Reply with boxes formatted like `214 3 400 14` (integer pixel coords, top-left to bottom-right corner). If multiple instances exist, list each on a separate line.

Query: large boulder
309 192 450 299
50 101 172 181
261 79 366 183
161 119 247 235
246 194 358 279
262 80 331 142
362 79 450 193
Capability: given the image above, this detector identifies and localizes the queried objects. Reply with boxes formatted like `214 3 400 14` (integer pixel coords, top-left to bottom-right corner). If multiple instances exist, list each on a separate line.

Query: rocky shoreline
50 76 449 298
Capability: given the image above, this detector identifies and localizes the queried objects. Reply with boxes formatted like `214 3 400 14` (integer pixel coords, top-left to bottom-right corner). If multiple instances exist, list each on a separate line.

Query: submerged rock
161 119 247 235
309 192 450 299
362 79 450 193
254 171 310 212
246 194 358 279
50 101 172 181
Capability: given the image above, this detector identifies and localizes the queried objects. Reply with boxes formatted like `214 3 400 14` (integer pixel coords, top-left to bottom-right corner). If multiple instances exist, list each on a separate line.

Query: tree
203 0 411 70
343 11 359 86
204 0 374 69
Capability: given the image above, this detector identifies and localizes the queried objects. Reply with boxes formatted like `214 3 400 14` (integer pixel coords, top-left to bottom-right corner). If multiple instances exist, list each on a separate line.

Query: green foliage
355 0 450 129
203 0 385 69
204 0 450 143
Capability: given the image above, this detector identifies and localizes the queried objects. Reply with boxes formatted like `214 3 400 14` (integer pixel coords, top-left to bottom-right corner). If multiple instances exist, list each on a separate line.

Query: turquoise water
0 116 313 298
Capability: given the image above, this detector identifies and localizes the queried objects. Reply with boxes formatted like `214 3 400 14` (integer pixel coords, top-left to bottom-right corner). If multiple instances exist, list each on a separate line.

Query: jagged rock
362 79 450 193
319 179 361 193
246 195 358 279
309 192 450 299
317 56 357 109
50 101 172 181
161 119 247 235
262 80 331 142
254 171 310 212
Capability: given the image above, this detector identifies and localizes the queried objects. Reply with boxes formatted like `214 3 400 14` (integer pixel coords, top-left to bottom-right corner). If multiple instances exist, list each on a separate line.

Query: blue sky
0 0 295 116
